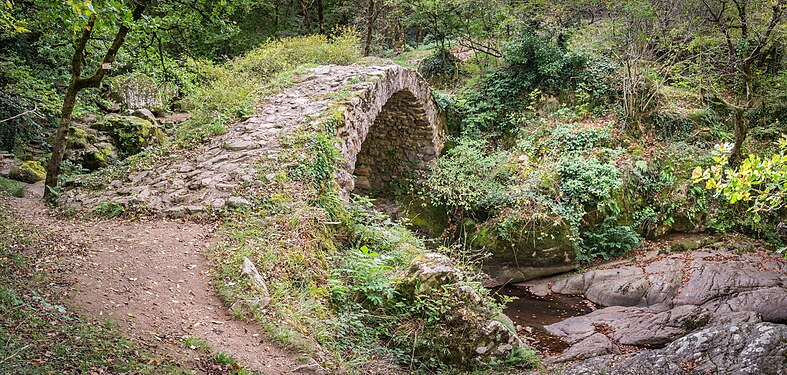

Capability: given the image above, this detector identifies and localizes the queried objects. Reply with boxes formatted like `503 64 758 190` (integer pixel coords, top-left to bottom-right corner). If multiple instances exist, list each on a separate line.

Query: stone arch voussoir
337 66 445 197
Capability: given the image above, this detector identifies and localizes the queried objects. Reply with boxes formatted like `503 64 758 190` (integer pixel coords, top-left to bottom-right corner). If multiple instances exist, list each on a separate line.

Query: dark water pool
496 286 595 354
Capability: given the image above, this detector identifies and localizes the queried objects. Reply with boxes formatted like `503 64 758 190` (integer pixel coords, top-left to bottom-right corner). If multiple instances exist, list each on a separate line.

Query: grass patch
90 200 126 218
183 336 210 351
0 176 24 197
0 205 186 374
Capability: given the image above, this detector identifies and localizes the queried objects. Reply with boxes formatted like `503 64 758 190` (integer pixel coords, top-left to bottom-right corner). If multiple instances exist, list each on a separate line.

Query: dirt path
6 185 301 374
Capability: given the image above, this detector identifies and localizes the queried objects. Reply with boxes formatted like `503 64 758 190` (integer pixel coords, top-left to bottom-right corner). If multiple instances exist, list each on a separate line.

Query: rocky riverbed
505 235 787 374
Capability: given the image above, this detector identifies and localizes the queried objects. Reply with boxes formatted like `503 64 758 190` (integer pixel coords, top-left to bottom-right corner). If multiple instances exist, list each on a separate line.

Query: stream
496 286 596 355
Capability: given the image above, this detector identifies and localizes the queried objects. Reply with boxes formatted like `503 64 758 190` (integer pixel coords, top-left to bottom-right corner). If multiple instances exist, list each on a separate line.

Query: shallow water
497 286 595 354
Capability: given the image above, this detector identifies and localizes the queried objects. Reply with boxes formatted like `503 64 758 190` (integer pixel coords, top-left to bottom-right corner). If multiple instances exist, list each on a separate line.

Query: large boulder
545 305 712 363
523 250 787 320
397 253 525 366
96 114 165 156
473 218 578 287
8 160 45 183
65 125 118 171
565 322 787 375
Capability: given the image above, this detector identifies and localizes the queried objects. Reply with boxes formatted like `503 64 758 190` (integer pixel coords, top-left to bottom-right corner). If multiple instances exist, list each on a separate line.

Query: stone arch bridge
62 64 446 213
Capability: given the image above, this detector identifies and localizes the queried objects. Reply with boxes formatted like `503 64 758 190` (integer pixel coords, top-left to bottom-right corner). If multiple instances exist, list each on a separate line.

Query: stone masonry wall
353 90 437 193
60 64 445 213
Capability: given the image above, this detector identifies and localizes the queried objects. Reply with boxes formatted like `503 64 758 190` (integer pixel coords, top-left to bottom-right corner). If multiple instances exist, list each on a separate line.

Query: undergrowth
206 105 532 373
0 176 24 197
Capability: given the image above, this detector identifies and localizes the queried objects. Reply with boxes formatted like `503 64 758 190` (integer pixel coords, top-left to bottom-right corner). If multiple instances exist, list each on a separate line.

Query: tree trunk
317 0 324 34
300 0 313 33
43 2 148 200
727 108 747 166
44 83 78 198
363 0 376 56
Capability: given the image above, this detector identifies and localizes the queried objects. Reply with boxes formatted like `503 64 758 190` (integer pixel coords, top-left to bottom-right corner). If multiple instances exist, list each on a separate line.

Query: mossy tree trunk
43 2 149 200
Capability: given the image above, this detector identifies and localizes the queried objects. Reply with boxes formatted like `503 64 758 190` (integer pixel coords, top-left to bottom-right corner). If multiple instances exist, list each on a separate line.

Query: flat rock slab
565 322 787 375
523 249 787 321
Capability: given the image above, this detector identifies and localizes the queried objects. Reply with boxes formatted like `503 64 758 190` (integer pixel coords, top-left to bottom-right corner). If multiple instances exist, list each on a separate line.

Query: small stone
131 108 157 122
227 196 250 208
211 198 226 210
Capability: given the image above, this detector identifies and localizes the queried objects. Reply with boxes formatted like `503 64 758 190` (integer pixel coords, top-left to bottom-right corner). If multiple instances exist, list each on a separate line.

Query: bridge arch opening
352 89 439 195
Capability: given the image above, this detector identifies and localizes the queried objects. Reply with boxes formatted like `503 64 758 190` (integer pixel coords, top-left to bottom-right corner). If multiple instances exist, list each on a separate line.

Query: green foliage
212 351 238 367
694 138 787 220
558 155 622 208
418 49 462 83
458 30 616 135
91 201 126 218
0 176 25 197
423 138 513 211
183 336 210 351
579 217 641 261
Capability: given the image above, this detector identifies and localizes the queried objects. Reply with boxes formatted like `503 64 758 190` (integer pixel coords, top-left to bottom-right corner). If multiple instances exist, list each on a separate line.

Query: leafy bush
558 155 622 208
423 138 513 211
694 138 787 220
458 29 615 136
418 49 462 83
579 217 641 261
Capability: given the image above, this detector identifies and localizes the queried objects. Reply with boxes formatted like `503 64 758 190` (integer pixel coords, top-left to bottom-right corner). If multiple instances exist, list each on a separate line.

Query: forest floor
4 184 302 374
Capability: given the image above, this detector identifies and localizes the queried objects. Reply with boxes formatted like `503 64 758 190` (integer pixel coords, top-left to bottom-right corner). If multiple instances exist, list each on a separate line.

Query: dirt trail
6 185 301 374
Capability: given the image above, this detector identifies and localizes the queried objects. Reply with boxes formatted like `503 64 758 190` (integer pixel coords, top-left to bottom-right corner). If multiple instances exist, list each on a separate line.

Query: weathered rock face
475 219 578 287
61 64 445 214
544 305 712 363
518 243 787 369
524 250 787 321
65 124 117 171
397 253 525 366
565 322 787 375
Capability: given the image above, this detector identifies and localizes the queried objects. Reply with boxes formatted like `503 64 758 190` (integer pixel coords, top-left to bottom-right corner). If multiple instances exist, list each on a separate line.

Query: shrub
418 49 462 84
458 29 614 136
558 155 622 208
579 217 641 261
423 138 513 211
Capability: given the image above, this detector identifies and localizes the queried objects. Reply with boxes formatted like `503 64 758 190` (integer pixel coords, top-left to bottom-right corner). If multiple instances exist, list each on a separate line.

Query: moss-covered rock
473 216 578 286
8 160 45 183
98 114 165 156
396 253 525 367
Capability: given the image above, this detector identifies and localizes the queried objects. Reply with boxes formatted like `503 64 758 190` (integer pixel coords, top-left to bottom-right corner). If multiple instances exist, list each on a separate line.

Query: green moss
8 160 45 183
100 114 165 156
401 197 450 238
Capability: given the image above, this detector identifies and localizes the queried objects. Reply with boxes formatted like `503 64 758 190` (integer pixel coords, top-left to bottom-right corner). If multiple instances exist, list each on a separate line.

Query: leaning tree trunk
44 2 148 201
